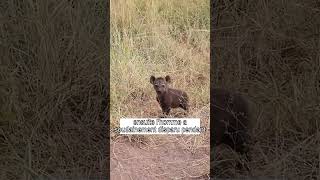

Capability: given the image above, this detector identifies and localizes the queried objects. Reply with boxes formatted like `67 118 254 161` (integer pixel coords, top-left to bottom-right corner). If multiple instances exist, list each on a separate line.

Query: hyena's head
150 75 171 94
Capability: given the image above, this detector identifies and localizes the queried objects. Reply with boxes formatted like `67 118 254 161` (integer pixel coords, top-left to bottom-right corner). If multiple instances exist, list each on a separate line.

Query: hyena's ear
165 75 171 83
150 76 156 84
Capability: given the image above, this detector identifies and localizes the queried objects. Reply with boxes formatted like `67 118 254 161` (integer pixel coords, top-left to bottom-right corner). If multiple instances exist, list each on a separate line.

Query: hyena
211 88 251 170
150 75 189 115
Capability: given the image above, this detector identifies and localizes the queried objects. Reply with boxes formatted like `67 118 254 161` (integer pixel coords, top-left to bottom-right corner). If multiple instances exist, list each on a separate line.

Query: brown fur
150 75 189 115
211 88 251 170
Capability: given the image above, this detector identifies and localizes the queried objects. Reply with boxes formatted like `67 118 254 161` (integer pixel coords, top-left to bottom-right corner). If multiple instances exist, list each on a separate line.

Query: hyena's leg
159 106 170 118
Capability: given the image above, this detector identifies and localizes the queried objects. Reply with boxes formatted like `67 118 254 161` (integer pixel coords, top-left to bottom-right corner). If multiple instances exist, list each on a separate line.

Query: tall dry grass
212 0 320 178
110 0 210 129
110 1 210 178
1 0 108 179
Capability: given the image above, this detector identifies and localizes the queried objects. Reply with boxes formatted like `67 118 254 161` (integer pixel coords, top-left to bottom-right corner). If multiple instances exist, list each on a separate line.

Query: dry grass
0 0 108 179
110 0 210 179
1 0 319 179
110 0 210 129
110 0 210 131
212 0 320 178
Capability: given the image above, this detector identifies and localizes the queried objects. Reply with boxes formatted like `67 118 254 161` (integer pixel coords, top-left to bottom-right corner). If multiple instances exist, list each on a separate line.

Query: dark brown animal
211 88 251 169
150 75 189 115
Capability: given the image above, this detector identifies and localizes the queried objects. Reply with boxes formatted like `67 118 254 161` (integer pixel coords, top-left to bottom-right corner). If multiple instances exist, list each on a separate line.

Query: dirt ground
111 135 210 180
110 107 210 180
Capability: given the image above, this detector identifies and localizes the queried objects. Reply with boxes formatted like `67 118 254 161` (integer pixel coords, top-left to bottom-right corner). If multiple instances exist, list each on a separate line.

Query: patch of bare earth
111 136 209 180
111 106 210 180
